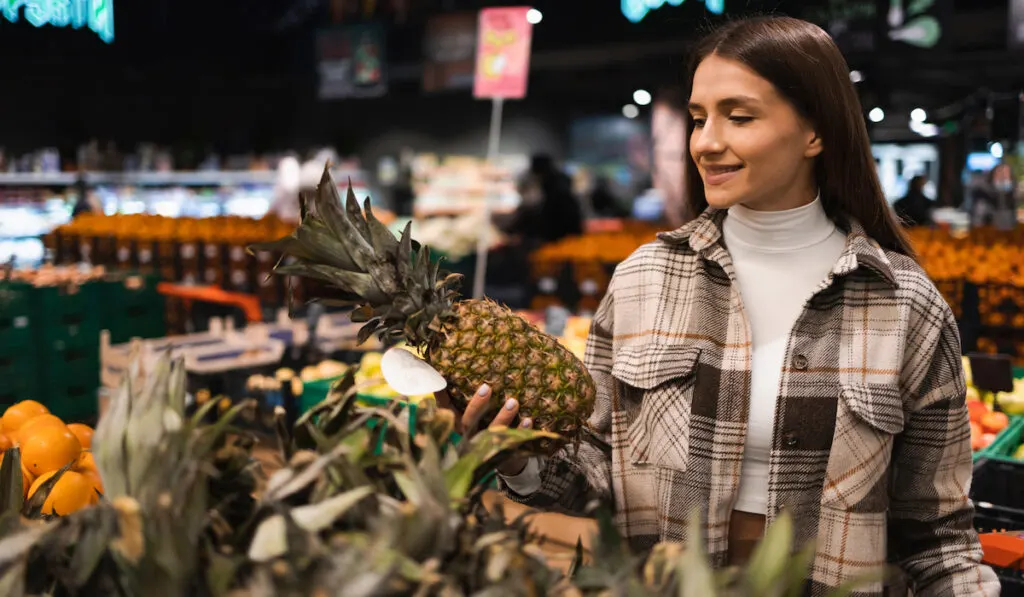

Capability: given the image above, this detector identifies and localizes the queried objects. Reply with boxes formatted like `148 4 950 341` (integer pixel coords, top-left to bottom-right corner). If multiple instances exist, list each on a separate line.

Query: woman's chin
704 190 742 210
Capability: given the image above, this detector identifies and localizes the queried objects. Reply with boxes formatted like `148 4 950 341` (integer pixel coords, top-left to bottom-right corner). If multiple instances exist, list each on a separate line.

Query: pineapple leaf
0 447 24 514
343 181 373 244
362 198 400 256
444 427 558 501
743 510 793 597
784 542 818 597
205 541 240 597
315 167 374 270
679 509 717 597
0 557 26 597
70 506 118 586
396 222 414 284
276 263 387 303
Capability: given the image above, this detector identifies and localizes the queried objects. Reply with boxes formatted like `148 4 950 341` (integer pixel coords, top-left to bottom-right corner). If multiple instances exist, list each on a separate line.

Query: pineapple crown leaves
249 163 462 348
0 446 24 519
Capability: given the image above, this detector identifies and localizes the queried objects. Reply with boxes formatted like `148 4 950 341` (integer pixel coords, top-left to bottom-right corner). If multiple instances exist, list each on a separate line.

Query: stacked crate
0 274 166 422
0 282 40 406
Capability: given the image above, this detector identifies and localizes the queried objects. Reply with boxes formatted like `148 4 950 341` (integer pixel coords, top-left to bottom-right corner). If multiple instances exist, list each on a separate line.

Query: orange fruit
77 451 97 472
76 468 104 498
0 451 34 497
2 401 49 434
981 411 1010 434
66 424 94 450
20 426 82 477
27 470 97 515
0 433 11 452
16 414 65 444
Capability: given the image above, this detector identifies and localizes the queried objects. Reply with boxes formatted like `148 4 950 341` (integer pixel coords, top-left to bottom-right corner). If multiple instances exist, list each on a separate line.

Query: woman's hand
434 383 532 477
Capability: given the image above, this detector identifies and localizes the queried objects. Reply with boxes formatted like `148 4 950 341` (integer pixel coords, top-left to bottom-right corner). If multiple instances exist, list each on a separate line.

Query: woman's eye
729 115 754 124
692 118 706 128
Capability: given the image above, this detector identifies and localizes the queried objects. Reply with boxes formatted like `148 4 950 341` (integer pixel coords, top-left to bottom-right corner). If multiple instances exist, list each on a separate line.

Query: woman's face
688 54 822 211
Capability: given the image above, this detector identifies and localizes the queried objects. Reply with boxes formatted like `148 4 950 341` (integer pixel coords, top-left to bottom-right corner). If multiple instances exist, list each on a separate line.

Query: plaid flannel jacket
504 208 999 596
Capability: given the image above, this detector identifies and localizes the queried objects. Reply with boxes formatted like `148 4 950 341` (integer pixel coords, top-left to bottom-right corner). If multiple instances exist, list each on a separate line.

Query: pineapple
252 164 597 443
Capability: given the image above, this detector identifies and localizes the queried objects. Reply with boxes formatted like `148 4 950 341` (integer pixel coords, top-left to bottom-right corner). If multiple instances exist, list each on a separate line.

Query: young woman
439 16 998 597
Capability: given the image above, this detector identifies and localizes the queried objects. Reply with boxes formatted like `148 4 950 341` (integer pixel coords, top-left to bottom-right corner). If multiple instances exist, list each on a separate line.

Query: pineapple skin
426 299 596 440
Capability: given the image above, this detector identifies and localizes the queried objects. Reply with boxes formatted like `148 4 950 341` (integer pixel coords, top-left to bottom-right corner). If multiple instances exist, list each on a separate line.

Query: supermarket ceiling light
633 89 652 106
849 70 864 83
868 107 885 123
991 142 1004 159
1 0 114 44
526 8 542 24
623 104 640 119
911 108 927 122
622 0 724 24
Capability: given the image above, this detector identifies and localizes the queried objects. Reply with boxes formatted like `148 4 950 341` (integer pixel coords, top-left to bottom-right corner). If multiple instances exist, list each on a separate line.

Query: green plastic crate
33 283 100 330
0 281 34 319
979 416 1024 464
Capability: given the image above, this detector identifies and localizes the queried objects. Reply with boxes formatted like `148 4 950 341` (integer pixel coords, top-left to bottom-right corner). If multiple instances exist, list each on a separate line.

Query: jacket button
784 433 799 448
792 354 808 370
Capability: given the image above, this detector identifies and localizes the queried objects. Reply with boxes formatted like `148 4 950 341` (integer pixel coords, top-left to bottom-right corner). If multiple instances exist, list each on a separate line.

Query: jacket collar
656 207 900 288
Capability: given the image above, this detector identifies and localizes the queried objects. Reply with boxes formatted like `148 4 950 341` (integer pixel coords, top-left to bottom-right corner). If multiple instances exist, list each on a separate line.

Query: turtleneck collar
722 195 837 253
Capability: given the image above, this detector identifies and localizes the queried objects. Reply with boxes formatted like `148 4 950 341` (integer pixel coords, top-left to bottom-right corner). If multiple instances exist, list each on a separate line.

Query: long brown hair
684 16 916 257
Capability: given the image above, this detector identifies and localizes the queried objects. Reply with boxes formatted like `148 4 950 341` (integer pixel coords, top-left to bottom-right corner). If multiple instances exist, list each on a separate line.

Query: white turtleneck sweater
503 198 847 515
725 198 847 514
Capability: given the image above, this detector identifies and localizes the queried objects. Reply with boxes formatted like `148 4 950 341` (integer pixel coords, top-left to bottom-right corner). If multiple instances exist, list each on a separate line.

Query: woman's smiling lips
702 164 744 186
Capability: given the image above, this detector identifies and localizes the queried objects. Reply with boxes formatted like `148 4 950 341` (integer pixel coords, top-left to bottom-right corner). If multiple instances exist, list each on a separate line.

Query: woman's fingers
490 397 520 428
460 384 493 433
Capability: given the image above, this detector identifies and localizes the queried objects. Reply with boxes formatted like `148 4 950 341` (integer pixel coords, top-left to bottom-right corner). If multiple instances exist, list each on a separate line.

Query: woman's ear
805 131 824 158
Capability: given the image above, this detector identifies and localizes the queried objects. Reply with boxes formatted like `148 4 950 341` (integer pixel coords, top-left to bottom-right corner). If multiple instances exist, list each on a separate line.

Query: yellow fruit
27 470 98 515
66 424 94 450
16 414 65 444
20 426 82 477
2 401 50 434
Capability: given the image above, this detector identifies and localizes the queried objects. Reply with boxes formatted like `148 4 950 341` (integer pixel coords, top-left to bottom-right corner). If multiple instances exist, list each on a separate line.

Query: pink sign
473 7 534 99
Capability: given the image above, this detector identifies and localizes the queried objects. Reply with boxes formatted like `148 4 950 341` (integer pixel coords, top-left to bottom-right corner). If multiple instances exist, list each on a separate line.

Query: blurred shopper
268 156 302 222
589 175 629 218
70 173 99 218
893 174 933 227
448 15 998 596
651 86 690 227
971 162 1018 230
506 154 583 245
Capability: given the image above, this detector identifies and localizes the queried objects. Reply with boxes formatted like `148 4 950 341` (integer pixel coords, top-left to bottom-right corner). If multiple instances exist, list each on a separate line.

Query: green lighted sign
1 0 114 44
621 0 724 24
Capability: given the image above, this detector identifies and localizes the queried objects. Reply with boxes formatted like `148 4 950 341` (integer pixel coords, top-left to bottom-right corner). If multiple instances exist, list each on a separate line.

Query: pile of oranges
0 400 102 516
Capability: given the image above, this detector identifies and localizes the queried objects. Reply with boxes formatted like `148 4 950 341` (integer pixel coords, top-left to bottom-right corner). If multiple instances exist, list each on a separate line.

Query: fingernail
504 398 517 411
477 384 490 397
521 418 532 428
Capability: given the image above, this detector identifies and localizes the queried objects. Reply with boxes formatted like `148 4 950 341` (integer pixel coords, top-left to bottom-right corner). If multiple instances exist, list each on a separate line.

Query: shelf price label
2 0 115 44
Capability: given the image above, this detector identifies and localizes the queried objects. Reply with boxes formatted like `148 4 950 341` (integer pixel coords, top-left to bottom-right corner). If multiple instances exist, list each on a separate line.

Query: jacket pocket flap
839 382 906 435
612 344 702 390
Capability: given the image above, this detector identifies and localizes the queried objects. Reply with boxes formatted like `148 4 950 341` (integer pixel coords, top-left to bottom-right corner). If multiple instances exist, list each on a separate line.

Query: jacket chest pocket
611 344 702 472
821 382 906 511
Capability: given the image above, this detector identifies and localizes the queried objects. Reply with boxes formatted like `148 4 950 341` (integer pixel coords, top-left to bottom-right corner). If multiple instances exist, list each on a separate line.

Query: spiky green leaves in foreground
250 163 598 445
0 359 884 597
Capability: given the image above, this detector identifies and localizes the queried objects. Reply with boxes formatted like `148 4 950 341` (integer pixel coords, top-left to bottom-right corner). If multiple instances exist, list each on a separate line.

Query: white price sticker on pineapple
380 347 447 396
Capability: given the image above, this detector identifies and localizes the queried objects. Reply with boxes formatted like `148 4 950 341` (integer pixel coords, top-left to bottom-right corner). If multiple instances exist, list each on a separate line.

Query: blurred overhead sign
801 0 947 53
423 12 477 92
0 0 114 43
473 7 533 99
317 24 388 100
621 0 724 24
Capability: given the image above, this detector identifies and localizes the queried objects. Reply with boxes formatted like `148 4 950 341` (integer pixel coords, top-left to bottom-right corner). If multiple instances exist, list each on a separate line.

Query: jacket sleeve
888 300 1000 596
499 280 616 515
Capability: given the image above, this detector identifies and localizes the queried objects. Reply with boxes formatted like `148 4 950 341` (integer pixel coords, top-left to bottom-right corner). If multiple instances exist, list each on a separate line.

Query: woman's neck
723 195 837 253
